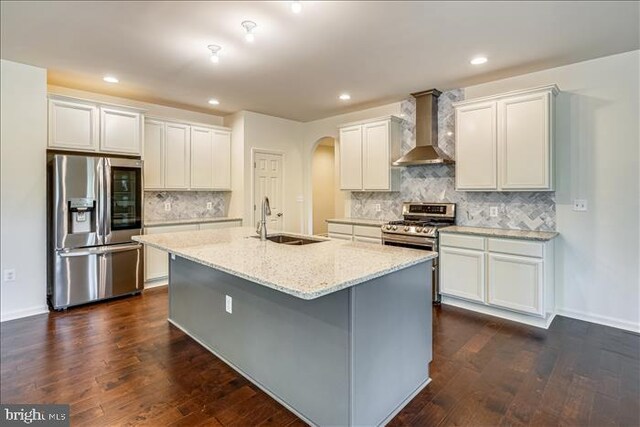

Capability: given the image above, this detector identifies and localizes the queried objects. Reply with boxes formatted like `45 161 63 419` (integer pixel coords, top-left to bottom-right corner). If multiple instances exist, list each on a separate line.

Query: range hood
392 89 454 166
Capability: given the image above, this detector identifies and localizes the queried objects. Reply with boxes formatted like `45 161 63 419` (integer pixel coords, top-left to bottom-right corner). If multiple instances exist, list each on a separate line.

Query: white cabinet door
212 130 231 190
362 121 390 190
339 125 363 190
190 126 215 189
100 107 141 154
440 247 485 302
144 224 198 282
144 120 164 189
498 92 551 190
455 101 497 190
165 123 190 189
199 220 242 230
488 253 544 316
48 99 98 151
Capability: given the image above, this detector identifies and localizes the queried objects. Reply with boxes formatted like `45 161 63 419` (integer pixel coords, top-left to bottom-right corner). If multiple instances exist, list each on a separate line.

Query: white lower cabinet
144 220 242 284
439 247 485 303
440 233 555 328
327 222 382 244
488 253 543 316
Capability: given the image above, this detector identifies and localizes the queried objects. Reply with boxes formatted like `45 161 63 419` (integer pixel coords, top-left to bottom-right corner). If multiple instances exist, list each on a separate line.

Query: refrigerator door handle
103 158 112 242
58 243 142 257
96 157 105 245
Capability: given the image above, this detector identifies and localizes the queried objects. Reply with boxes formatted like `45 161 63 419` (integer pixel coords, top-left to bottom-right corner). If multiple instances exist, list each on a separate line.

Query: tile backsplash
145 191 229 221
350 89 556 231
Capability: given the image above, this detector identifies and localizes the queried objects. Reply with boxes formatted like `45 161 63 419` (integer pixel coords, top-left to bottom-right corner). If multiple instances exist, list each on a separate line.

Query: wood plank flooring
1 287 638 426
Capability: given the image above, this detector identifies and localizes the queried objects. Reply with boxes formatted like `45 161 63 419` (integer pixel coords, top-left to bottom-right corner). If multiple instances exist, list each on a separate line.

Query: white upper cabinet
338 116 401 191
99 107 142 154
48 95 143 155
453 85 558 191
48 98 98 151
144 118 232 191
143 120 165 189
164 122 191 189
211 130 231 190
339 125 363 190
455 102 497 190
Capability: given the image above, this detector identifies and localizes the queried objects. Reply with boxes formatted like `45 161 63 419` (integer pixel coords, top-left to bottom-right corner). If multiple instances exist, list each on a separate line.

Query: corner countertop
326 218 391 227
439 226 559 242
144 217 243 228
133 227 436 300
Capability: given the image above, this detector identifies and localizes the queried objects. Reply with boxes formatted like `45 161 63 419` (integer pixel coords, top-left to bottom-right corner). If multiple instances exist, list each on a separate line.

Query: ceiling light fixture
470 56 488 65
103 76 119 83
291 0 302 13
339 93 351 101
208 45 222 63
208 99 220 106
242 21 257 43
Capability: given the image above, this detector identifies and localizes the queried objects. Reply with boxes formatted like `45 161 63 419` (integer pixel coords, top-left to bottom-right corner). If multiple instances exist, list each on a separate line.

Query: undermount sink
252 234 325 245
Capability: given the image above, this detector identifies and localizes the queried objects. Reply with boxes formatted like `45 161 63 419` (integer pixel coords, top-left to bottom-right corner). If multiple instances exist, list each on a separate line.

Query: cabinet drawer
353 225 382 239
328 223 353 235
440 234 485 251
353 236 381 244
488 238 543 258
328 233 352 241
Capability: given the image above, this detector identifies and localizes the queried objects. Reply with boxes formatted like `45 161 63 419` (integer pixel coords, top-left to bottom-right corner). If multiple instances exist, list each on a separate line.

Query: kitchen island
133 227 437 426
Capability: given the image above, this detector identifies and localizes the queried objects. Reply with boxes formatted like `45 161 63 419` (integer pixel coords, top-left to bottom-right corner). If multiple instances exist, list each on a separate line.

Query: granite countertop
144 217 243 227
439 226 559 242
133 227 436 300
326 218 391 227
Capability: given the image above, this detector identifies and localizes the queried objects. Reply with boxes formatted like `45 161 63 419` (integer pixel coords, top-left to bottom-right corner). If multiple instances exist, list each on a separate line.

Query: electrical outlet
164 202 171 211
3 269 16 282
206 202 213 210
573 199 588 212
489 206 498 217
374 204 381 212
225 295 232 314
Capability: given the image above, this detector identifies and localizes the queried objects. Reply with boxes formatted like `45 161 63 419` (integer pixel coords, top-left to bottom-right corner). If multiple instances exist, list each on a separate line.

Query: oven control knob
404 226 410 232
416 227 423 233
423 228 430 234
392 225 397 231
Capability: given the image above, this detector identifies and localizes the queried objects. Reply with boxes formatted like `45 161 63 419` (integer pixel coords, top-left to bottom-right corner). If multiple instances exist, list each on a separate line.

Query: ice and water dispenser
68 198 96 234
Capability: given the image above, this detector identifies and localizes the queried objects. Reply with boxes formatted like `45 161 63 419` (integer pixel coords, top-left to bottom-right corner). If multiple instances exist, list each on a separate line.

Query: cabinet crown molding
339 115 404 129
145 116 231 132
48 93 147 113
452 84 559 108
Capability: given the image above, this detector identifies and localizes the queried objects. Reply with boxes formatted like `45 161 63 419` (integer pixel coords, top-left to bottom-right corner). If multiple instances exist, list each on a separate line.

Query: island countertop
133 227 437 300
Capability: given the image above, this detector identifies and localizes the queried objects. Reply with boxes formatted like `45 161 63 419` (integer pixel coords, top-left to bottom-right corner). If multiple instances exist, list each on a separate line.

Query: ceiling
1 1 638 122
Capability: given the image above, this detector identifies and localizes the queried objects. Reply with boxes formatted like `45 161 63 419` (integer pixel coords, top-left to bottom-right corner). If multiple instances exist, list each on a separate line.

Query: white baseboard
555 307 640 334
441 296 555 329
144 280 168 289
0 305 49 322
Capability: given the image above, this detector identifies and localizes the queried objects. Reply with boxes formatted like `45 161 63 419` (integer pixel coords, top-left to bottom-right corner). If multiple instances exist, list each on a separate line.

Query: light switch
573 199 588 212
3 269 16 282
225 295 232 314
489 207 498 217
206 202 213 210
164 202 171 211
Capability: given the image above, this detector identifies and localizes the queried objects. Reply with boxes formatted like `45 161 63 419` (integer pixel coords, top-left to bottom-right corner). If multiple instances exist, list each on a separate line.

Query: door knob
276 212 283 217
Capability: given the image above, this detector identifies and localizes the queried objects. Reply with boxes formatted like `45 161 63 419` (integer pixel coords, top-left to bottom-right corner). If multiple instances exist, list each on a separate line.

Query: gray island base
168 256 433 426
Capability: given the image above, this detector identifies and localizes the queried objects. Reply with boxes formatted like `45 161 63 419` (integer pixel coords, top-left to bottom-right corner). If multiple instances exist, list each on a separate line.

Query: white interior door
254 152 284 232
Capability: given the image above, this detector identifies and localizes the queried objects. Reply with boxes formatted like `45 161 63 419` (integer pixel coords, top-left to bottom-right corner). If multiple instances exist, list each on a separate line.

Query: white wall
1 60 48 321
48 85 224 126
464 50 640 332
223 111 246 221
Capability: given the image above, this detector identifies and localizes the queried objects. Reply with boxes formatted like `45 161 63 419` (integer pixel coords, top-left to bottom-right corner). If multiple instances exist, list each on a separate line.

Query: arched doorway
311 137 344 235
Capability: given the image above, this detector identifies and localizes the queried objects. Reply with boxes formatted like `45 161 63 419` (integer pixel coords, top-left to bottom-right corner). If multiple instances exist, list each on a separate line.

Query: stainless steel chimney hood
392 89 454 166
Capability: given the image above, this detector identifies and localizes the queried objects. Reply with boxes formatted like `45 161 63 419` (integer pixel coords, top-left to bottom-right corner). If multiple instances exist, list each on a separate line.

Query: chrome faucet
256 196 271 241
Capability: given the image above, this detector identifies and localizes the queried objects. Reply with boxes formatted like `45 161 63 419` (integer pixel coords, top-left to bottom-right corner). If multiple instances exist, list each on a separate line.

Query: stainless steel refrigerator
47 154 144 309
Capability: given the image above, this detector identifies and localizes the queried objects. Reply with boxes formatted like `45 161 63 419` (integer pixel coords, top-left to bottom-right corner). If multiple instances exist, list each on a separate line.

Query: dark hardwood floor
1 287 638 426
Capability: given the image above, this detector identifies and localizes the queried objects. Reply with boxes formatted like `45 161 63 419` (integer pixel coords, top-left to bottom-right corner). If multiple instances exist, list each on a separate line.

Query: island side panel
350 260 432 426
168 256 350 426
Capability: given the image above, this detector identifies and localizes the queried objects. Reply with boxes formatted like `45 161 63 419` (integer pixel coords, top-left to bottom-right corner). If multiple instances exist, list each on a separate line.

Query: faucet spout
257 196 271 241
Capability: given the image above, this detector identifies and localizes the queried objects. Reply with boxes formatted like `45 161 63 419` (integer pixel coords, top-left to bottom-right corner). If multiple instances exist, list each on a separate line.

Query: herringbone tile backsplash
351 90 556 231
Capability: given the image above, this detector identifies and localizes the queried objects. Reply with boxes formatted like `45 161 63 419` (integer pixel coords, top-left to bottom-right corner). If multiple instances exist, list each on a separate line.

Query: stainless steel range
381 202 456 304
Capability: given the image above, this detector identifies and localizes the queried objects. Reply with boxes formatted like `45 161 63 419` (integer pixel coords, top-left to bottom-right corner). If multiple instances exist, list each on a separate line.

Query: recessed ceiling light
470 56 488 65
291 0 302 13
339 93 351 101
208 45 221 64
208 99 220 105
242 21 257 43
103 76 119 83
